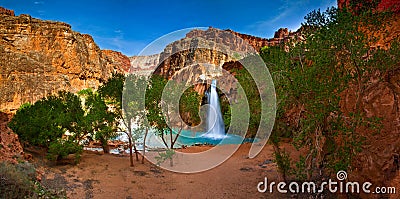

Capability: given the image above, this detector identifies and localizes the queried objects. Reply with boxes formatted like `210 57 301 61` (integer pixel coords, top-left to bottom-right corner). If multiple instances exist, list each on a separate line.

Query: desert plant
264 6 394 182
0 162 36 198
47 139 83 164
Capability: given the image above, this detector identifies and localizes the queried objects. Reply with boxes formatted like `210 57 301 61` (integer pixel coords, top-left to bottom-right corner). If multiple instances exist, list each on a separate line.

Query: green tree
78 88 119 154
263 6 397 180
123 74 149 166
146 75 201 150
230 67 261 137
145 75 169 147
9 91 84 162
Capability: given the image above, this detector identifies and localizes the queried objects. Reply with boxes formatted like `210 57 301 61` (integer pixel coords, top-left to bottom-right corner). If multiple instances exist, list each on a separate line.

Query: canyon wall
336 0 400 193
0 8 127 112
129 54 160 76
338 0 400 13
153 27 300 80
0 111 23 163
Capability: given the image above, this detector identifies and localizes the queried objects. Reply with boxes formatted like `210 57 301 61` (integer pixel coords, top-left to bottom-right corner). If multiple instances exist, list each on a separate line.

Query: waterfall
204 79 226 139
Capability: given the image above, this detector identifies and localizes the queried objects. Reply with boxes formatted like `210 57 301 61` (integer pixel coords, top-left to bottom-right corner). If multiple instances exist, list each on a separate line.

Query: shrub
0 162 37 198
47 140 83 164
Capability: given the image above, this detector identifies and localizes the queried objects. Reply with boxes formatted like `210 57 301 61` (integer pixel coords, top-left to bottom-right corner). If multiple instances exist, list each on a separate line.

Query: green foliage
273 149 291 181
222 102 231 130
9 91 83 148
47 139 83 163
79 88 119 153
179 86 202 126
293 156 307 181
230 67 261 137
264 7 397 180
9 78 122 161
145 75 202 149
0 162 37 198
8 74 131 162
145 75 169 139
98 72 125 110
123 74 151 134
0 162 66 198
154 149 176 166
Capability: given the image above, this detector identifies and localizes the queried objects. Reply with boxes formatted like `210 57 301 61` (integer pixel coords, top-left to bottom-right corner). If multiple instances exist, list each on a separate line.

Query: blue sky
1 0 336 56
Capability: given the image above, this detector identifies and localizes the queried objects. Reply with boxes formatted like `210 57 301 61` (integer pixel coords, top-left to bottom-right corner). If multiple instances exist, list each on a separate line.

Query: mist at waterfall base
204 79 226 139
176 80 256 146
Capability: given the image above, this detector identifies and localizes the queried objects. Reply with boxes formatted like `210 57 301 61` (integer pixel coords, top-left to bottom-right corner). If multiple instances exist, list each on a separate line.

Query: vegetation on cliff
263 5 399 190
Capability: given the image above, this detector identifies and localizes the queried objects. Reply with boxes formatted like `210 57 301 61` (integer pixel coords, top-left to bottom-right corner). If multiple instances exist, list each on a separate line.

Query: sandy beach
37 143 291 199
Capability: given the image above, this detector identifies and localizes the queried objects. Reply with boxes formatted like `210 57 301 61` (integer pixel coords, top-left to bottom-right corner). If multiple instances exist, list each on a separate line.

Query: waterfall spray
204 79 226 139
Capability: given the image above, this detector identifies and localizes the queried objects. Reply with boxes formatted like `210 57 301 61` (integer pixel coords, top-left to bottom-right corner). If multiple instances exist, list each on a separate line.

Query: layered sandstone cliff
152 27 301 80
0 111 23 163
129 54 160 76
0 9 127 112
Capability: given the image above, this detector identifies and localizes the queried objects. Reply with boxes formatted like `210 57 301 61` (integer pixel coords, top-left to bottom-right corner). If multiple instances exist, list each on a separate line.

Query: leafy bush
0 162 37 198
8 91 83 148
229 67 261 137
47 139 83 164
273 149 292 181
0 162 67 198
155 149 176 166
9 86 121 161
265 6 395 181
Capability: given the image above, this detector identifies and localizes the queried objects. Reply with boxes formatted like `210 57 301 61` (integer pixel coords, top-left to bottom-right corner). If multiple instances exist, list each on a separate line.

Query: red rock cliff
338 0 400 13
154 27 301 80
0 8 128 112
0 7 14 16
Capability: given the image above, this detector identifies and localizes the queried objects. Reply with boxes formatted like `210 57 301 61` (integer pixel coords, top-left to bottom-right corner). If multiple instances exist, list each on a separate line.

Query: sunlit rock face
153 27 300 80
0 8 127 112
129 54 160 76
0 112 23 163
338 0 400 13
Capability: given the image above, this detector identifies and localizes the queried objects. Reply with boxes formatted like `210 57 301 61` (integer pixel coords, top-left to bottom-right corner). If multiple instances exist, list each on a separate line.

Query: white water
203 79 226 139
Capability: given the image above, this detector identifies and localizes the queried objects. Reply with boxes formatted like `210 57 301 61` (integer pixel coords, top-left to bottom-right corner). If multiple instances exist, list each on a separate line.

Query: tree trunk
161 133 168 149
126 120 134 167
101 137 110 154
171 123 184 149
133 140 139 161
142 127 148 164
128 133 134 167
169 128 173 149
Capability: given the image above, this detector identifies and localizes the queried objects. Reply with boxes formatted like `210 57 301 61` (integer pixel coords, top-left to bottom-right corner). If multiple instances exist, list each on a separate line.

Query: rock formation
0 6 14 16
129 54 160 76
0 8 127 112
338 0 400 13
102 50 131 75
0 111 23 163
153 27 300 79
336 0 400 192
226 27 300 51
